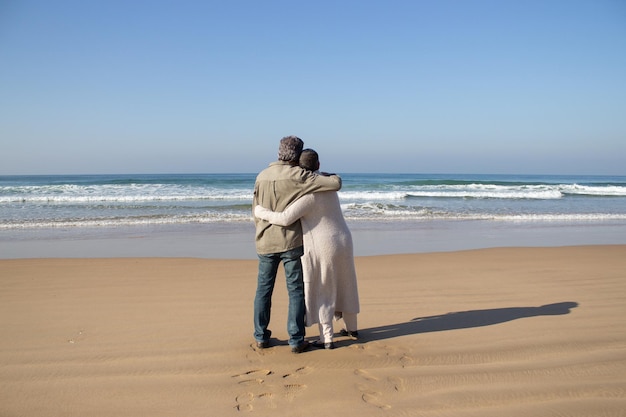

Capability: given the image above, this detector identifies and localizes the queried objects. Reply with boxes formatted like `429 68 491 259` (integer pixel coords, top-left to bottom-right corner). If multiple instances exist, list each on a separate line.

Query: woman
254 149 359 349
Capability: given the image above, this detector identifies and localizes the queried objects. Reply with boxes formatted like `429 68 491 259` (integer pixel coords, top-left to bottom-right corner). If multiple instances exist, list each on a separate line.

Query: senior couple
252 136 360 353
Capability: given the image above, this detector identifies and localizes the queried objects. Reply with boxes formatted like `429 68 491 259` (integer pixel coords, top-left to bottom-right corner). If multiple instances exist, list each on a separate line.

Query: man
253 136 342 353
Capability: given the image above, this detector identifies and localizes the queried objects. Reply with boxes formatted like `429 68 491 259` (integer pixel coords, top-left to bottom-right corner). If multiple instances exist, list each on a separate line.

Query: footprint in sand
399 353 415 368
387 376 406 392
354 368 379 381
281 367 311 401
234 392 254 412
234 367 311 409
354 368 395 410
282 366 313 379
361 390 392 410
232 370 270 386
232 369 273 411
350 342 416 368
248 342 276 357
234 390 278 412
283 383 307 401
232 369 272 379
237 378 264 386
256 392 276 409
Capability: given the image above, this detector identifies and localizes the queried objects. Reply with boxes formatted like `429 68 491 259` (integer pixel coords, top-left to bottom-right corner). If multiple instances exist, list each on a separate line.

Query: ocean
2 173 626 258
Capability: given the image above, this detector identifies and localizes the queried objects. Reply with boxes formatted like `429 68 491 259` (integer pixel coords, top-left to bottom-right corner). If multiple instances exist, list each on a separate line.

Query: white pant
318 312 358 343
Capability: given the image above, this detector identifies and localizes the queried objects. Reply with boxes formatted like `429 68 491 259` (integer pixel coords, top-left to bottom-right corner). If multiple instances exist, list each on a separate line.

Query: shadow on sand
355 301 578 343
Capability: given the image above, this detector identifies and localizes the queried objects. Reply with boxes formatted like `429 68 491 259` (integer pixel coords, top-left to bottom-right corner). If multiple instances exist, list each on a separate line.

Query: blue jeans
254 246 305 347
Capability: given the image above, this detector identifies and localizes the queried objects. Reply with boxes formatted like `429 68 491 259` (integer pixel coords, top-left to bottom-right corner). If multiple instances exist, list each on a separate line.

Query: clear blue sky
1 0 625 175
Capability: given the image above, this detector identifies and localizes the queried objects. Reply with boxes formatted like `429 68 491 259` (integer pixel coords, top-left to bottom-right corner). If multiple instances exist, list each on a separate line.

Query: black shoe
312 340 335 350
291 341 310 354
255 340 269 349
340 329 359 339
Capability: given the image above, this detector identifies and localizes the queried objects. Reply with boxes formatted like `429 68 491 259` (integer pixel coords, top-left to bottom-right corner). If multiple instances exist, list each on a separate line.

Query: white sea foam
339 191 408 200
0 183 253 203
0 212 254 229
407 184 564 199
559 184 626 196
342 211 626 222
2 173 625 231
3 182 625 204
341 184 568 200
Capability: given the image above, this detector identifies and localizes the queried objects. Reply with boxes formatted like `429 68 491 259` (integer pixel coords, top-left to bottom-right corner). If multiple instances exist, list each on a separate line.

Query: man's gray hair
278 136 304 162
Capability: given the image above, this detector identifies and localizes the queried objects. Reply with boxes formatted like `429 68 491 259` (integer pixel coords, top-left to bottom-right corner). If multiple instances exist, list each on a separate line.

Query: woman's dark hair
299 149 319 171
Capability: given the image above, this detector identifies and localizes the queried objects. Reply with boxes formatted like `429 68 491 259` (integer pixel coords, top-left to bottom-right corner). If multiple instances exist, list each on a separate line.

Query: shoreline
2 219 626 259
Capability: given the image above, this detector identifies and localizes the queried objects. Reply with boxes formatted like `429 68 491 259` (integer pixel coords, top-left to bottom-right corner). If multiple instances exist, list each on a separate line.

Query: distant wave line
0 194 253 204
2 182 625 204
3 212 626 230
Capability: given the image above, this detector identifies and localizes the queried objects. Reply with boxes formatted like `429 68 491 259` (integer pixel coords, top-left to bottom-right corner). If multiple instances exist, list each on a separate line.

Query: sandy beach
1 245 625 416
